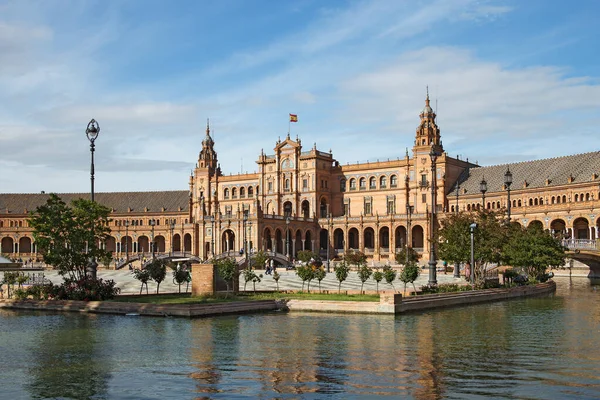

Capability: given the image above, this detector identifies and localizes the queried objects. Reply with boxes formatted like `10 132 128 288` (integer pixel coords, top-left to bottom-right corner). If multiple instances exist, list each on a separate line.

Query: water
1 277 599 399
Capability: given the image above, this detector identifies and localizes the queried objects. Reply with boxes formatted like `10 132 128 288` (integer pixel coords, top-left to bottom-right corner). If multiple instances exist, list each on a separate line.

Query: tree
147 259 168 294
242 267 262 291
344 250 367 269
171 263 191 293
334 261 350 294
296 265 315 292
314 267 326 293
250 250 269 270
438 210 509 287
503 224 566 281
372 270 383 293
132 268 151 295
395 247 421 265
272 270 281 291
214 257 238 297
357 264 372 293
29 194 111 281
399 261 420 296
297 250 318 264
383 265 397 292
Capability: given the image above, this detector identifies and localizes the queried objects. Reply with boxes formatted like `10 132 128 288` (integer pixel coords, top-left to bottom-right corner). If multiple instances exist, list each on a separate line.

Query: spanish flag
289 114 298 123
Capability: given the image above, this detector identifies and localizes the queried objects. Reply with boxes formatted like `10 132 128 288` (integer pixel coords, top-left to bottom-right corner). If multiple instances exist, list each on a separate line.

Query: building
2 94 599 268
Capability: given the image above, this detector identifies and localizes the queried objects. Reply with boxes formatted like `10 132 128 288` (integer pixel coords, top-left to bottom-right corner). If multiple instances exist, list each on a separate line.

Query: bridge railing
562 239 598 250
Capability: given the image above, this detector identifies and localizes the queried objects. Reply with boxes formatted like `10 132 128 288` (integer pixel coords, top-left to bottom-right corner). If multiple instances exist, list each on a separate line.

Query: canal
1 277 599 399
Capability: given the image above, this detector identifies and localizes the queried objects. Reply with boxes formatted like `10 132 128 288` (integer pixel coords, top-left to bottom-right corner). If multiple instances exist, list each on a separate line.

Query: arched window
369 177 376 189
380 176 387 188
529 198 533 206
539 197 544 205
497 201 500 208
562 195 567 203
224 188 229 199
575 194 579 202
248 186 254 197
518 199 522 207
586 193 591 201
451 205 455 212
359 178 366 190
513 200 517 207
551 196 555 204
240 187 245 198
534 198 538 206
349 179 356 190
232 187 237 198
285 179 290 190
467 204 471 211
340 179 346 192
390 175 398 188
487 202 491 210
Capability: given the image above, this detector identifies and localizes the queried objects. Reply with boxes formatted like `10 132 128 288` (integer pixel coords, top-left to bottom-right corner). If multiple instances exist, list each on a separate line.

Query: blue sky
1 0 599 193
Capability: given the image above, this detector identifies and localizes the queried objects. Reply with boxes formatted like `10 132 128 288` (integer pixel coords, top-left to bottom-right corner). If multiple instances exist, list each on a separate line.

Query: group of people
264 259 277 275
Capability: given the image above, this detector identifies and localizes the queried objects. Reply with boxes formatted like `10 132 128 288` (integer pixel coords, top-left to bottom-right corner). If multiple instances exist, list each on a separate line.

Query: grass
109 291 380 305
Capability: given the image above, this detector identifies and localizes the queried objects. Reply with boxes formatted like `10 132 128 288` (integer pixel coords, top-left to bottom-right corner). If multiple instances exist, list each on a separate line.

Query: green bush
48 278 121 301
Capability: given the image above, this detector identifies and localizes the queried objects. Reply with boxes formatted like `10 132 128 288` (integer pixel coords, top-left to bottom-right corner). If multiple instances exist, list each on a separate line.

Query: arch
222 229 235 252
121 236 133 254
173 234 181 252
283 201 293 217
390 175 398 187
232 187 237 199
155 235 166 253
19 237 32 253
1 237 14 253
266 201 272 215
467 204 471 211
359 177 366 190
550 219 566 238
364 227 375 249
518 199 522 207
534 198 538 206
379 176 387 189
275 229 283 253
319 229 328 250
334 228 344 249
348 228 359 250
539 197 544 205
295 229 302 256
395 226 407 249
305 230 313 251
349 178 356 190
562 195 567 203
105 236 116 253
412 225 424 249
223 188 229 199
320 197 328 218
573 217 590 239
184 233 192 252
551 196 556 204
240 187 245 198
264 228 273 251
379 227 390 250
284 178 290 191
528 220 543 230
450 205 455 213
369 176 376 189
496 201 500 209
138 236 149 253
586 193 591 201
248 186 254 197
301 200 310 219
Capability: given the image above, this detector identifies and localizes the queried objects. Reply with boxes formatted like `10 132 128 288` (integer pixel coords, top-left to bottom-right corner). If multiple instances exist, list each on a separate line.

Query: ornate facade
2 94 600 266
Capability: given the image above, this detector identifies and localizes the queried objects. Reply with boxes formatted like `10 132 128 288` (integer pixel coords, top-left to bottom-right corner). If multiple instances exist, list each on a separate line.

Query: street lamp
285 217 290 260
210 215 215 258
428 147 439 286
85 119 100 279
505 166 513 222
124 220 130 262
480 177 487 209
150 219 156 260
470 223 477 285
243 211 248 266
326 213 331 273
169 219 175 256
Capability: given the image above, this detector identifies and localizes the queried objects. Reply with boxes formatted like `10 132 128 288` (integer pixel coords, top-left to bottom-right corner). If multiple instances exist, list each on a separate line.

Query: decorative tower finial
426 85 429 100
206 118 210 135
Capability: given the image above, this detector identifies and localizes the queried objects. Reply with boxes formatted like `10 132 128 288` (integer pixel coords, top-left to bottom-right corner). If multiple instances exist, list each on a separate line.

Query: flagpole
288 118 291 136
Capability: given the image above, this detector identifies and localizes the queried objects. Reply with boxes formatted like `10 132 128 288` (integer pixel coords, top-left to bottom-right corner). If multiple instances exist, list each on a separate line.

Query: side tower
190 120 220 222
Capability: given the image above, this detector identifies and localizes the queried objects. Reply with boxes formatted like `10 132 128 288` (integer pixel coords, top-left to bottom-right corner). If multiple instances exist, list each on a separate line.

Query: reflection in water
1 277 600 399
26 314 111 399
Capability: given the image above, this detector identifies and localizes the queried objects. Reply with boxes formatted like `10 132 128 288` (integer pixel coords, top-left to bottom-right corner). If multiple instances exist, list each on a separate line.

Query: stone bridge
562 239 600 278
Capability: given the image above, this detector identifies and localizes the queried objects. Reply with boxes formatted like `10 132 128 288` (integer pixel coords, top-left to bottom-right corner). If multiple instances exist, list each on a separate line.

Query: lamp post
428 147 439 286
405 174 411 265
504 167 513 222
169 219 175 256
150 219 156 260
470 223 477 285
85 119 100 279
285 217 290 261
243 211 248 266
480 177 487 209
455 182 460 214
125 220 130 262
326 213 331 273
210 215 215 258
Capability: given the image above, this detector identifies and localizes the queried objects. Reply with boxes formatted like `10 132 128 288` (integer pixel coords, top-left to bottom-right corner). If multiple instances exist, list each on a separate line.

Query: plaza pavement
4 266 465 295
